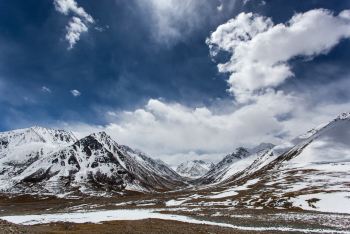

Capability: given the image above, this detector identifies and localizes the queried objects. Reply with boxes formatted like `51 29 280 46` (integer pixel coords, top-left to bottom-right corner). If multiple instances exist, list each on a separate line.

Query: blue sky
1 0 350 164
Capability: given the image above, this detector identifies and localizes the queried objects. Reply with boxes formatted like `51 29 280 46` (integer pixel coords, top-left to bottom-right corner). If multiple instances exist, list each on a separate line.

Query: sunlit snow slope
199 113 350 213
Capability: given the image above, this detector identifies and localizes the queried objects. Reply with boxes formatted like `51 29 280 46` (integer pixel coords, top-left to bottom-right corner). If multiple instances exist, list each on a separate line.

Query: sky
1 0 350 165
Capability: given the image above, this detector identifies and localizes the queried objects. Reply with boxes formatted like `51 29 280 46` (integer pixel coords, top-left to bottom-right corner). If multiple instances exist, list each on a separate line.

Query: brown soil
0 219 265 234
0 220 28 234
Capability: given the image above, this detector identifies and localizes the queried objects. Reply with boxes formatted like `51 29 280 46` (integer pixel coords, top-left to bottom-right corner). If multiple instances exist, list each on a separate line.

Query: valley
0 113 350 233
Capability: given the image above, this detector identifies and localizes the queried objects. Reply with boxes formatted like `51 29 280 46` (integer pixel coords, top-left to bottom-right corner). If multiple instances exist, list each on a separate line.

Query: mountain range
0 127 184 196
191 112 350 213
0 112 349 212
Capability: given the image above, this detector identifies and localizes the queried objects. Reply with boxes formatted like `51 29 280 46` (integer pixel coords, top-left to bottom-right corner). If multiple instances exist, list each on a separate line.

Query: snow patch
291 192 350 214
1 209 349 233
208 178 260 199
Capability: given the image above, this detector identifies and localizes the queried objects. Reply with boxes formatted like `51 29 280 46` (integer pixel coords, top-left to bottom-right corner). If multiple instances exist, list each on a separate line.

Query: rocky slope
1 112 349 214
198 113 350 213
196 143 274 185
176 160 214 178
0 127 185 196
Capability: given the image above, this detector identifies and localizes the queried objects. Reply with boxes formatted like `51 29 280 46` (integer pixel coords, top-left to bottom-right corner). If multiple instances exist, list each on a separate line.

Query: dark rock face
22 167 58 183
0 139 9 148
68 155 80 169
87 170 126 191
216 147 249 167
79 136 104 157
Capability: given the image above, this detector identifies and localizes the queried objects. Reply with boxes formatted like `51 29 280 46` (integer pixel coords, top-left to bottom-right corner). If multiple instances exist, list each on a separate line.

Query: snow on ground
115 202 133 206
290 192 350 214
208 178 260 199
165 198 190 206
1 209 349 233
267 212 350 230
208 189 239 199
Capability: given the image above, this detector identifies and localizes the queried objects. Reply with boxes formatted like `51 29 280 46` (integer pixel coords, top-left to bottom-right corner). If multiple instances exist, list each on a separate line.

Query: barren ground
0 193 349 233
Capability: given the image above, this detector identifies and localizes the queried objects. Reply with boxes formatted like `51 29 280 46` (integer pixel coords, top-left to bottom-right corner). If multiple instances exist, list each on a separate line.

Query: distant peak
89 131 112 141
235 147 249 155
337 112 350 120
30 126 73 134
249 143 275 154
193 160 206 164
92 131 108 137
30 125 49 131
88 131 119 147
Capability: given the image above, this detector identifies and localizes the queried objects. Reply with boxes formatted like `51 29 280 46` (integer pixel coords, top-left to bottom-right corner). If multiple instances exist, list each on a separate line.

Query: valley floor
0 194 349 234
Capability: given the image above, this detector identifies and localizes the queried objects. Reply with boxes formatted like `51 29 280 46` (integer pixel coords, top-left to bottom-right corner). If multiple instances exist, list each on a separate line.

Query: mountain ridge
0 128 185 196
0 112 349 214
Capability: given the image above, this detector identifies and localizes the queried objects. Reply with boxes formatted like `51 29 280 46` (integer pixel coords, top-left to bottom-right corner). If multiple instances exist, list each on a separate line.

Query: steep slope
201 113 350 213
197 143 274 185
0 130 185 195
176 160 214 178
119 145 184 189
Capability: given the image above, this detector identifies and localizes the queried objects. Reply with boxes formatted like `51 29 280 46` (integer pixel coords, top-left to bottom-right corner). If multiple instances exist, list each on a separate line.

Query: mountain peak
88 131 121 151
234 147 250 157
249 143 275 155
92 131 108 137
176 160 214 178
0 126 77 150
337 112 350 120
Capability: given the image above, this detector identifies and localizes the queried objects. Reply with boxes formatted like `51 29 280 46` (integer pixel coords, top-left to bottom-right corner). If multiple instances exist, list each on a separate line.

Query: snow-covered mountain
199 113 350 213
0 126 78 182
1 112 349 214
197 143 274 185
176 160 214 178
0 127 184 196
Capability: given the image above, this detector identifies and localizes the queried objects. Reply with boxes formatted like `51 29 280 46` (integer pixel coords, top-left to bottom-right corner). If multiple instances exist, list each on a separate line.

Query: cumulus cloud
59 9 350 166
54 0 94 49
70 89 81 97
207 9 350 102
61 94 294 164
63 94 350 165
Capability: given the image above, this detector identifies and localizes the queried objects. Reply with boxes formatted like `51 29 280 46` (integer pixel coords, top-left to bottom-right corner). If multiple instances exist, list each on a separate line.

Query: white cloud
207 9 350 103
136 0 230 45
57 9 350 166
65 17 88 49
217 3 224 12
137 0 200 44
54 0 94 49
54 0 94 23
63 94 350 166
243 0 266 6
70 89 81 97
41 86 52 93
61 94 294 164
